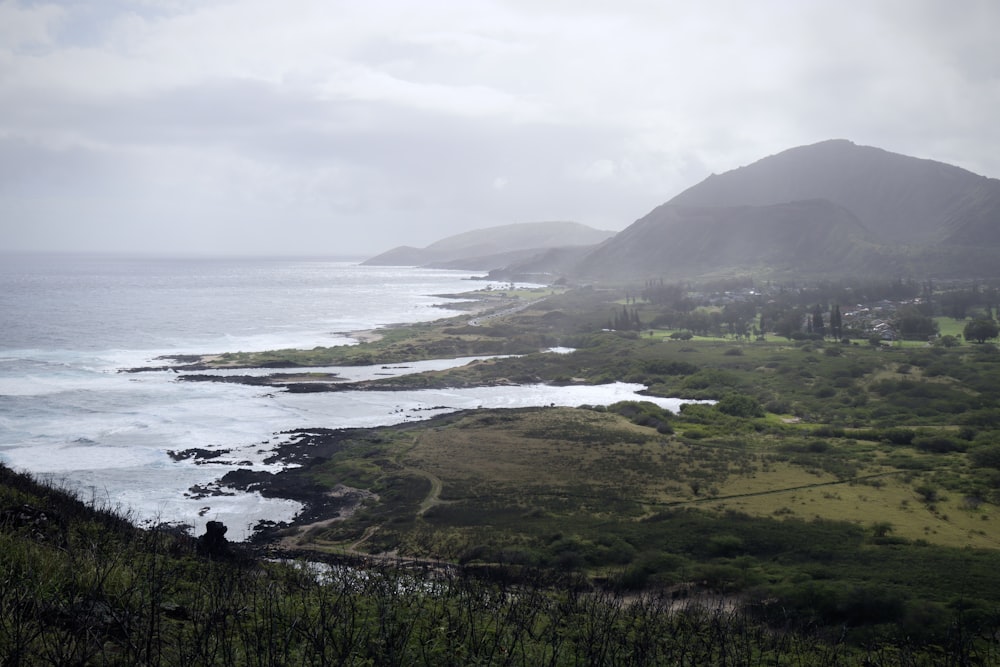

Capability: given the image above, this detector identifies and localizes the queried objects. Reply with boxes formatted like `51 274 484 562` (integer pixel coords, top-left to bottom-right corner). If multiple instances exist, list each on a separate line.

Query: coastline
114 284 564 542
126 288 542 374
346 328 384 344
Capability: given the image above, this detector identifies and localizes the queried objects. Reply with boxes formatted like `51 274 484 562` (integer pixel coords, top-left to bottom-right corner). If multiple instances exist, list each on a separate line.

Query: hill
362 221 614 270
668 139 1000 246
548 199 883 282
496 140 1000 282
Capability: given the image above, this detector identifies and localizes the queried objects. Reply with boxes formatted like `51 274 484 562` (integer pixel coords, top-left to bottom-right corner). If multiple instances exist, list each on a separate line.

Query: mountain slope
493 140 1000 282
363 221 615 269
569 199 882 281
667 139 1000 245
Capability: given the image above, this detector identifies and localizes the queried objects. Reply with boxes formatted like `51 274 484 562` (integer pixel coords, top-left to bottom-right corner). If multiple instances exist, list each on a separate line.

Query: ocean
0 255 693 539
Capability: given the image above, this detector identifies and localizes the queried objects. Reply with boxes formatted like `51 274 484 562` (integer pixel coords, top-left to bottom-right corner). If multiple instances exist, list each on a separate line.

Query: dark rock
196 520 231 558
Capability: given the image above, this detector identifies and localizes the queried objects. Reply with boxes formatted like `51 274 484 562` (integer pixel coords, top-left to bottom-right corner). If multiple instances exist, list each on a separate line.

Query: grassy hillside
10 459 992 664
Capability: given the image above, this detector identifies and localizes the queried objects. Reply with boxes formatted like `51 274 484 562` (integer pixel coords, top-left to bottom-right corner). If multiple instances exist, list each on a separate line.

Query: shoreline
346 328 384 344
122 288 544 376
228 413 480 547
115 286 562 541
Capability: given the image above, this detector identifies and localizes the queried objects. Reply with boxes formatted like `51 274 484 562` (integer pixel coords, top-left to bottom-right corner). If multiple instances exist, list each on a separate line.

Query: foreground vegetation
8 278 1000 663
2 463 998 665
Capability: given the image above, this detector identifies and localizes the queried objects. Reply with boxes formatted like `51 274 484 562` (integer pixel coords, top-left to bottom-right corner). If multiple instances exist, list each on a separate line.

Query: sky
1 1 998 257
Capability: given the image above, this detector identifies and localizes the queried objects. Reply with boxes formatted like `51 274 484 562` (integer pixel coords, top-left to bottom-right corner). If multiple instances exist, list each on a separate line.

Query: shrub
912 434 965 453
642 360 698 375
682 369 741 391
962 409 1000 428
936 334 961 347
881 428 916 445
815 385 836 398
716 393 765 418
915 484 939 502
707 534 744 557
608 400 673 433
970 444 1000 469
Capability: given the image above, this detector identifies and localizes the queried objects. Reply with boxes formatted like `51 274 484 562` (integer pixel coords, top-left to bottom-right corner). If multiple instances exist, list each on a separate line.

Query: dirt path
278 484 377 550
275 433 454 568
394 432 449 517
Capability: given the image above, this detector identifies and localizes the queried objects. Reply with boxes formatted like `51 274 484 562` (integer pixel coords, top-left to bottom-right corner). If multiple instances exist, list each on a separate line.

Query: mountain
578 200 883 280
500 200 891 282
363 221 615 270
667 139 1000 246
497 140 1000 282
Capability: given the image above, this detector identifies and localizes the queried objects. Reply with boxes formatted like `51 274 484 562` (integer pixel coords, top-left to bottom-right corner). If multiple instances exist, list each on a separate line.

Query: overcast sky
2 1 998 257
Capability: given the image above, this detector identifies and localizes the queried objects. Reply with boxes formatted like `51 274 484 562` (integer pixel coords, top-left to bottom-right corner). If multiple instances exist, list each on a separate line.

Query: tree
893 305 938 340
774 310 804 340
964 318 1000 343
811 305 825 337
829 304 843 340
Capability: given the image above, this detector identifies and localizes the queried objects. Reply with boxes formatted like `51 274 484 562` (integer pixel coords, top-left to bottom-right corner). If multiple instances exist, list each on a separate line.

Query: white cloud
0 2 64 50
1 0 999 255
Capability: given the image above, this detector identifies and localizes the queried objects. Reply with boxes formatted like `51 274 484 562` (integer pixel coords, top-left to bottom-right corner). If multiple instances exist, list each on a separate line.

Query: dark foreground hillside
2 461 998 665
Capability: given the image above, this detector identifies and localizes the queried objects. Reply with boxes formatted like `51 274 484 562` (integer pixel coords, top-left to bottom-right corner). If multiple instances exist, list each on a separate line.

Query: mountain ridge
666 139 1000 246
362 221 615 270
495 140 1000 281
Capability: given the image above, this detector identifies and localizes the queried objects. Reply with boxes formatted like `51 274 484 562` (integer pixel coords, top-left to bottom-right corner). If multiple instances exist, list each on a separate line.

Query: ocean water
0 255 695 539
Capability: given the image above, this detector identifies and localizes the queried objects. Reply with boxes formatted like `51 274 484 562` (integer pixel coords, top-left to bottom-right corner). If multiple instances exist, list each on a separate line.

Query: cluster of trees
608 305 642 331
938 283 1000 319
632 277 1000 342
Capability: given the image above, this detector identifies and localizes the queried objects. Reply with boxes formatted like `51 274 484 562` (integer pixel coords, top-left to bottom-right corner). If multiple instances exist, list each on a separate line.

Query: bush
962 409 1000 428
815 385 836 398
608 401 674 433
912 434 965 453
811 426 845 438
881 428 916 445
936 334 961 347
707 534 744 557
716 393 765 418
970 444 1000 469
642 360 698 375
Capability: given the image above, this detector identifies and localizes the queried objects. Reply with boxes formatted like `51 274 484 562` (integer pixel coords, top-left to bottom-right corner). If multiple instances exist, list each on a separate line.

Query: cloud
1 0 999 255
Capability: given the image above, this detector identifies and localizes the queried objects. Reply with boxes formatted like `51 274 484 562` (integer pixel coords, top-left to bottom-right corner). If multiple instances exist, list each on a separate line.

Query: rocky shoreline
117 288 554 543
220 425 395 542
219 414 471 545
